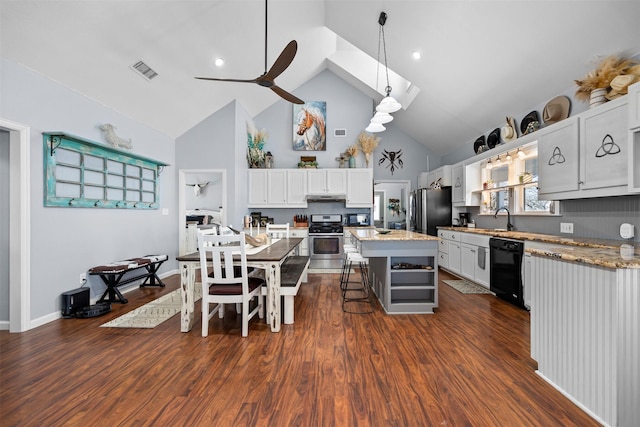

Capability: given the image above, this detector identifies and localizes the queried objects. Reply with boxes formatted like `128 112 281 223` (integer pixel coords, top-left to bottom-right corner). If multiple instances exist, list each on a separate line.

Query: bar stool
340 244 358 289
341 251 373 314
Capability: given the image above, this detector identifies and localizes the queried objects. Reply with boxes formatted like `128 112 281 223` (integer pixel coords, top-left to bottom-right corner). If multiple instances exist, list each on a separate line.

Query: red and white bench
89 254 168 304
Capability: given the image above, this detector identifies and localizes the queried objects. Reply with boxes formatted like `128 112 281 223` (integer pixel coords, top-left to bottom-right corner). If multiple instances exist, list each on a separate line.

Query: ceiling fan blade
194 77 258 83
263 40 297 82
271 85 304 104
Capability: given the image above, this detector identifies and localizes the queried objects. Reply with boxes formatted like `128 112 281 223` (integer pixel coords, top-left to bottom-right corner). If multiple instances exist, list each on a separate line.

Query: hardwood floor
0 270 598 426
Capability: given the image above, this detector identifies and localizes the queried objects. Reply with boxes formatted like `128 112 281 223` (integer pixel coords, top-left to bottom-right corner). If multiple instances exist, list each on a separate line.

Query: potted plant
519 172 532 184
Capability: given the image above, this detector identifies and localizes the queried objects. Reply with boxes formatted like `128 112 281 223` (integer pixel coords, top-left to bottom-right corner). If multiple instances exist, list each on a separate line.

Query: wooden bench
262 255 309 324
89 255 168 304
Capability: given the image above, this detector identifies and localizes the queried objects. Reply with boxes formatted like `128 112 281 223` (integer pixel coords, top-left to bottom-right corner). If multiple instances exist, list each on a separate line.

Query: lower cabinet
438 229 489 288
388 255 437 313
289 228 308 255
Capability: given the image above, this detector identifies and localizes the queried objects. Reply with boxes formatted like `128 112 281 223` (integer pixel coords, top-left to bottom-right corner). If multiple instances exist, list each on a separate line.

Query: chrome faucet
494 206 514 231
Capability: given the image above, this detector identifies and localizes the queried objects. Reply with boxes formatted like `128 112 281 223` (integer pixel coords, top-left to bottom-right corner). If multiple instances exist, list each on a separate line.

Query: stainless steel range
308 214 344 269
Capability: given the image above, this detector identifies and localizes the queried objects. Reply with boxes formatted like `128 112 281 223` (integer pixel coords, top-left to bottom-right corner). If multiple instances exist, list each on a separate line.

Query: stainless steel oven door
309 233 344 269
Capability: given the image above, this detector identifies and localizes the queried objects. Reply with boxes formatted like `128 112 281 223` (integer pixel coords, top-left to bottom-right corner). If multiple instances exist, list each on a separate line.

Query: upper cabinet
248 168 373 208
580 98 628 190
346 169 373 207
629 81 640 130
248 169 308 208
538 116 580 195
628 82 640 192
419 165 451 188
307 169 347 195
538 96 637 199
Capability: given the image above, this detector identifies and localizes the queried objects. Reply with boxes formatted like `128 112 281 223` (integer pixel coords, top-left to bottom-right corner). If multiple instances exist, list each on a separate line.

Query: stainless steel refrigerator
410 187 452 236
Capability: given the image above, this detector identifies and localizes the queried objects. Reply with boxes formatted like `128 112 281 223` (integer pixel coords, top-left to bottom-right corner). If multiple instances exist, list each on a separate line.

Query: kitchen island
348 229 440 314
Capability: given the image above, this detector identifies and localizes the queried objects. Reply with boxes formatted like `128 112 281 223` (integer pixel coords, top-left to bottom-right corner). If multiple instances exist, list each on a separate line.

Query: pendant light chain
381 23 391 96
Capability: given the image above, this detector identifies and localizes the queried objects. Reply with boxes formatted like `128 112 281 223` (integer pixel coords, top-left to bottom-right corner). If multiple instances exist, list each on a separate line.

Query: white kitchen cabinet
286 169 307 207
459 233 490 288
248 169 308 207
580 98 628 190
307 169 346 195
438 229 461 275
267 169 287 204
538 116 580 196
346 168 373 207
248 169 269 206
289 228 308 255
424 165 451 188
452 164 464 203
448 241 461 273
460 243 476 281
629 81 640 130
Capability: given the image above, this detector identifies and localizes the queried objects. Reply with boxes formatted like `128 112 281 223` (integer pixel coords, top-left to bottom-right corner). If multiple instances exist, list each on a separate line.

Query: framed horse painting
293 101 326 151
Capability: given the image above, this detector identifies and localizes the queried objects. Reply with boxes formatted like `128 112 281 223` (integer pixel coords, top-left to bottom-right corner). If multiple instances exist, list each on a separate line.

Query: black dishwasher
489 237 525 309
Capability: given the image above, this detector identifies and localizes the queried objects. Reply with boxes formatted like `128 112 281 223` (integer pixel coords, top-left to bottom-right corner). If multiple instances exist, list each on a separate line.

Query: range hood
305 193 347 202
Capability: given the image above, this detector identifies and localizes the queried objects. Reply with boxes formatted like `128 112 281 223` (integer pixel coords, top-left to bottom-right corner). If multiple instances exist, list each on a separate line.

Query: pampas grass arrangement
346 144 359 158
357 131 380 167
575 55 638 102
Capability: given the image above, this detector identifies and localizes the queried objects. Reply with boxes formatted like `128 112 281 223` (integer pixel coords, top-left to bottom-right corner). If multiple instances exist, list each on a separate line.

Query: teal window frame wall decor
43 132 169 209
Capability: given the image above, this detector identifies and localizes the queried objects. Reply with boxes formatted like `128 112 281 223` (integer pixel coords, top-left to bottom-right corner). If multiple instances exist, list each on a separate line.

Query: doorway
178 169 226 254
373 180 411 230
0 118 31 332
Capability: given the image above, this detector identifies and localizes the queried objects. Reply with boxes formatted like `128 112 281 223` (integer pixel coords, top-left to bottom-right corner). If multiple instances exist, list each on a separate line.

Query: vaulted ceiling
2 0 639 156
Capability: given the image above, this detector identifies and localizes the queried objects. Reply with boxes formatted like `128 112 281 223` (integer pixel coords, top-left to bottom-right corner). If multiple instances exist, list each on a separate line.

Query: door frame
178 169 227 254
1 118 31 332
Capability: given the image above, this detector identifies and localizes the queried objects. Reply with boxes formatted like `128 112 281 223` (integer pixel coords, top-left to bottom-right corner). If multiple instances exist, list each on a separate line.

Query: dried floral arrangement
246 120 268 168
575 55 638 102
357 131 380 167
345 144 359 158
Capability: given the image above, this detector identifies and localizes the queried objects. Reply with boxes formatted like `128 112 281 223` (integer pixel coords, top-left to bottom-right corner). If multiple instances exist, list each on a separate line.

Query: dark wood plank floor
0 270 598 426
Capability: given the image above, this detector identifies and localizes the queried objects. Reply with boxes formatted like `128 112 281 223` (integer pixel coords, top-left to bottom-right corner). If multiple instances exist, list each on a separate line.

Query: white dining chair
266 223 290 239
197 231 264 337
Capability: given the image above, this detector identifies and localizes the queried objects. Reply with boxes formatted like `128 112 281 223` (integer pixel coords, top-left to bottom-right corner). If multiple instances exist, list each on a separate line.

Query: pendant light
365 122 386 133
370 111 393 124
375 12 401 113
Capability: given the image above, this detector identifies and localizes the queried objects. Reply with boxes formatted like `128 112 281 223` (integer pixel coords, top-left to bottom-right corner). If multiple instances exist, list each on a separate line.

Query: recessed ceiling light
412 51 422 60
214 58 224 67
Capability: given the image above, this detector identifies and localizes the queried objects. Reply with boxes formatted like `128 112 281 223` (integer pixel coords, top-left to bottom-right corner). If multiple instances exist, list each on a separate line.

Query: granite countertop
438 226 640 269
350 228 439 241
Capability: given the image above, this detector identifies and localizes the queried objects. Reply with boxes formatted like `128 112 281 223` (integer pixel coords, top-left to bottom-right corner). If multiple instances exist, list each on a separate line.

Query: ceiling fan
195 0 304 104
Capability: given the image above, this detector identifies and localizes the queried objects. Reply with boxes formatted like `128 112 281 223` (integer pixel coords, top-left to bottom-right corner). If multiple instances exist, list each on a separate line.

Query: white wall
1 58 177 322
0 130 9 322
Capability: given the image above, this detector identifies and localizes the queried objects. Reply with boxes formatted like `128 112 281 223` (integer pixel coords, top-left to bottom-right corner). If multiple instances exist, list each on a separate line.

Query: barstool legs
341 252 373 314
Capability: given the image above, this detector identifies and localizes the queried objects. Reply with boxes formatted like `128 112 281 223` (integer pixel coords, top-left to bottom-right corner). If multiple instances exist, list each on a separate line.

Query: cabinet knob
578 180 584 185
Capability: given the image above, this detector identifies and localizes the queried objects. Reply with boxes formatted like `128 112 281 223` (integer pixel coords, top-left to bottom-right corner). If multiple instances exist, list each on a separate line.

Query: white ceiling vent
130 60 158 81
334 129 347 137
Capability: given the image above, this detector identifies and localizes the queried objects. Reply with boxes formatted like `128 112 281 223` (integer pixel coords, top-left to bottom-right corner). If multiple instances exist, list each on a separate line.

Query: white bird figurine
99 123 133 150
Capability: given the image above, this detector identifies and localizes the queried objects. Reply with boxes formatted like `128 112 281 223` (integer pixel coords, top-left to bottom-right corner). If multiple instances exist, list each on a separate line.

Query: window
43 132 168 209
480 143 558 215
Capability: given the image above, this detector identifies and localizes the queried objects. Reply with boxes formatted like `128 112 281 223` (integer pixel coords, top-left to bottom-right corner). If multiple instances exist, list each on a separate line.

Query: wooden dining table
176 237 303 333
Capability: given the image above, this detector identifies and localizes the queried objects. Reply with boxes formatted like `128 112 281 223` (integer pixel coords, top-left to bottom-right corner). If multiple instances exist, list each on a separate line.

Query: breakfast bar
348 229 440 314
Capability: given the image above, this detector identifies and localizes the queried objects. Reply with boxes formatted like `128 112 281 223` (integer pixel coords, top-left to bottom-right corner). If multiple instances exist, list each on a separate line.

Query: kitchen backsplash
472 194 640 243
245 202 371 226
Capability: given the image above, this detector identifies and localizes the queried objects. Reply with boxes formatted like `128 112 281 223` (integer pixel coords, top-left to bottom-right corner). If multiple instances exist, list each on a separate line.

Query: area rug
443 279 493 294
101 288 201 329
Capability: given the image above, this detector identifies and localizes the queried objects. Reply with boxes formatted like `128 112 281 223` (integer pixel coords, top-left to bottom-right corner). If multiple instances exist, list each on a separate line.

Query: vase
348 157 356 168
589 88 607 109
364 153 371 167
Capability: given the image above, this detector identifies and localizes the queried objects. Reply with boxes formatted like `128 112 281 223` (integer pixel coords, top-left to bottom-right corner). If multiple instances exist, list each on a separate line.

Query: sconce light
505 152 512 164
486 158 493 170
494 155 502 167
517 147 527 159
